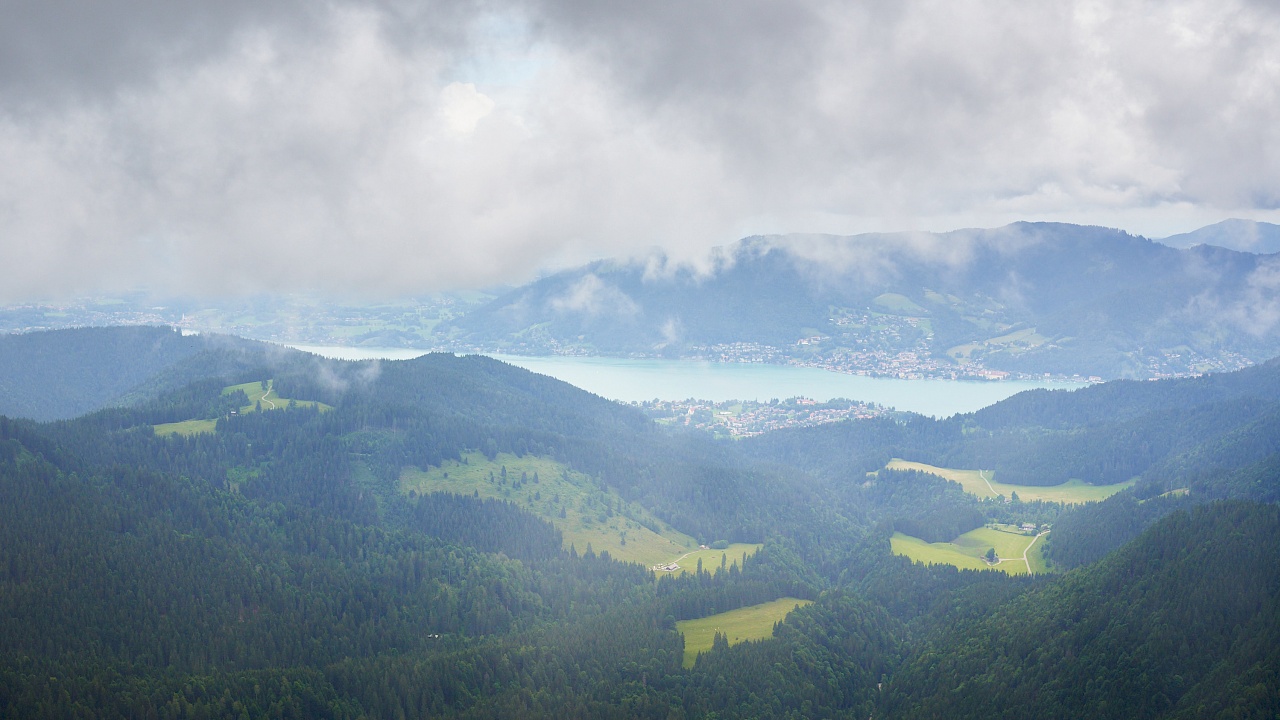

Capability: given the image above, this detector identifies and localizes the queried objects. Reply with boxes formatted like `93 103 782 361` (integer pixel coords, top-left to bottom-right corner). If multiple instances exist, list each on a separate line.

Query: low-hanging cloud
548 273 639 317
1210 257 1280 337
2 0 1279 302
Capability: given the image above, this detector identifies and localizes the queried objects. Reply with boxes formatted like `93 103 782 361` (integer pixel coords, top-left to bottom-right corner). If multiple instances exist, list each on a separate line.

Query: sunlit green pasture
659 543 762 579
676 598 813 668
154 379 332 436
221 380 332 414
885 459 1136 504
891 525 1049 576
400 452 698 566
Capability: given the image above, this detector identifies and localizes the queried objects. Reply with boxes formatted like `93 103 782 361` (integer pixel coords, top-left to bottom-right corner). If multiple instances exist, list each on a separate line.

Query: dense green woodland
0 327 1278 717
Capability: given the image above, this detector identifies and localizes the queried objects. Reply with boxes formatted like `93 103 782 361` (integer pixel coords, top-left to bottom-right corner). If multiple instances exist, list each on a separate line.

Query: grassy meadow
891 524 1049 576
154 379 333 436
676 598 813 668
400 452 704 567
886 459 1136 504
661 543 762 578
152 418 217 437
220 380 332 414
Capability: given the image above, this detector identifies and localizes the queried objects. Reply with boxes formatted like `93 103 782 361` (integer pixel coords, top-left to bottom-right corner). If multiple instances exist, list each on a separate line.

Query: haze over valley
3 1 1280 717
8 220 1280 384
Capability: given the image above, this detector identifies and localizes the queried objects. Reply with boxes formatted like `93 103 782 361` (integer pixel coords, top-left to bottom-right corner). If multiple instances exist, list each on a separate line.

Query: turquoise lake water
287 345 1086 418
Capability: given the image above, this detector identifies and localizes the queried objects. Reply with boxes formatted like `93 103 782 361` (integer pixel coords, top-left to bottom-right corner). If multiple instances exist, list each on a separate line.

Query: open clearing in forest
891 525 1049 575
885 459 1136 504
400 452 701 567
676 598 813 668
219 380 332 414
152 418 218 436
655 543 762 579
154 380 332 437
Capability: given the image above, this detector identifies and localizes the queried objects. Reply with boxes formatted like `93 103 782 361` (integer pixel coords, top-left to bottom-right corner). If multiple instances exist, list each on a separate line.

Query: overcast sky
2 0 1279 300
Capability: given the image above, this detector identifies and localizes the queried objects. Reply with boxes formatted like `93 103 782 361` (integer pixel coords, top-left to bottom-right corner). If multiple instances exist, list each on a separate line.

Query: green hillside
884 502 1280 719
891 525 1049 576
0 326 203 421
886 459 1136 503
401 451 697 566
0 326 1278 718
153 379 332 436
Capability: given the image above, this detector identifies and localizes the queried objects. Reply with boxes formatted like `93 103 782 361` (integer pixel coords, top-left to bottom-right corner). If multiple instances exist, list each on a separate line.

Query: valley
3 2 1277 714
0 326 1276 718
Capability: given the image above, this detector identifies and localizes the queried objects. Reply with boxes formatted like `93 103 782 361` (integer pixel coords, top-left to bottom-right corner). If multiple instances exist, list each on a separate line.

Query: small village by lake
289 345 1088 419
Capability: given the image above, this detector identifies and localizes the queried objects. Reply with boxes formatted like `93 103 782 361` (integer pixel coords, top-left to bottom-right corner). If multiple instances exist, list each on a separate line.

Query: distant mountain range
5 220 1280 382
1159 218 1280 254
443 222 1280 379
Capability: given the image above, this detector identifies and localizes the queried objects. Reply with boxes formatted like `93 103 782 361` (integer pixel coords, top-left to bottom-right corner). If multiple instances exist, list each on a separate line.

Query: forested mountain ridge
443 222 1279 378
744 357 1280 494
884 502 1280 719
741 356 1280 571
0 325 1278 717
0 326 289 421
0 335 897 717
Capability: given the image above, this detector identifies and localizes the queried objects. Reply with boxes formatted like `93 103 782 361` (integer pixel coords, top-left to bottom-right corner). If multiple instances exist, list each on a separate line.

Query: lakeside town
637 397 890 438
686 340 1033 382
0 294 1255 383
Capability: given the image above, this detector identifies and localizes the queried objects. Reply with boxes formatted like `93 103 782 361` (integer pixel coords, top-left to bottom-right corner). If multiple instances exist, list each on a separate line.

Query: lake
286 345 1087 417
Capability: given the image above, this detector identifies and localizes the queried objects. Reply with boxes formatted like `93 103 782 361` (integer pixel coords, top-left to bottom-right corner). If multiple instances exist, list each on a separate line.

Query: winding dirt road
979 470 998 496
259 381 277 410
1021 530 1049 573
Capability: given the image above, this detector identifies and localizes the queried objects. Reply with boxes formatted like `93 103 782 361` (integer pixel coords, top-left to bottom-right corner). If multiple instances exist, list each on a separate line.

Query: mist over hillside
5 220 1279 382
444 222 1279 379
1160 219 1280 254
4 0 1280 714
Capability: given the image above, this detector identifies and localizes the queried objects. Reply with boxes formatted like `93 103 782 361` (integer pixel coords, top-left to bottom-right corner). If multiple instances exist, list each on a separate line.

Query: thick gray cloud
1 0 1279 301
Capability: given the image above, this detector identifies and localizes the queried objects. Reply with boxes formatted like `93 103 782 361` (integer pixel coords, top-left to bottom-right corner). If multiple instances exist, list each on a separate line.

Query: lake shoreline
286 344 1087 417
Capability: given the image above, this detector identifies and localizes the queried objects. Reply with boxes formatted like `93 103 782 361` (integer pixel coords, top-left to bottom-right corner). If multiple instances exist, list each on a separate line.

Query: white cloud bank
0 0 1278 301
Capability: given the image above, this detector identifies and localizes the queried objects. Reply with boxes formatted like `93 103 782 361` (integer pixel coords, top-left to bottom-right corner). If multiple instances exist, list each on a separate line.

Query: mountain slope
883 501 1280 719
1160 218 1280 254
744 357 1280 495
1 327 1278 717
0 326 291 421
444 222 1279 378
0 326 205 421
